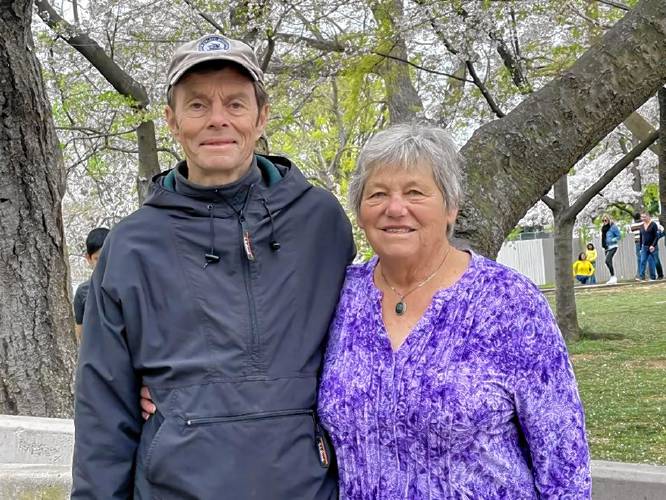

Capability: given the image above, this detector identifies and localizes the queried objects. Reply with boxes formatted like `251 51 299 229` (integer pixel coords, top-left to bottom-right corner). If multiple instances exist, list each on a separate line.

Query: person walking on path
629 212 643 279
600 215 621 284
584 243 597 284
639 211 660 281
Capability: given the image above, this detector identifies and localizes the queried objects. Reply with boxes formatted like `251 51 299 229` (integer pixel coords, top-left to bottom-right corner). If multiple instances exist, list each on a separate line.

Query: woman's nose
385 194 407 216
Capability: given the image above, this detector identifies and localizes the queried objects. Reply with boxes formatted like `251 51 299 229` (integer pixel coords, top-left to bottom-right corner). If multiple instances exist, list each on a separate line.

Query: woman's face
358 163 456 261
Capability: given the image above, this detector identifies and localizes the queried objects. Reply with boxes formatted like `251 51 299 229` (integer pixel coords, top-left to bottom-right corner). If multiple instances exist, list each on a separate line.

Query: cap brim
169 55 261 87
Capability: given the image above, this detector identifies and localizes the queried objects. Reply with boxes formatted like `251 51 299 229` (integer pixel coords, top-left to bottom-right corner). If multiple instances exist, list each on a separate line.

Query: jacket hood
143 154 312 217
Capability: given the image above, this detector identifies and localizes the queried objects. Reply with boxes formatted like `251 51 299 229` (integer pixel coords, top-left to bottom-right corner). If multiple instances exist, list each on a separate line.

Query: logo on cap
198 35 230 52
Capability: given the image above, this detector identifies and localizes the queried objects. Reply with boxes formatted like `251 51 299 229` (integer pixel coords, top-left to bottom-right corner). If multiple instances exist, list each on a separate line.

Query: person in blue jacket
600 214 621 284
71 34 355 499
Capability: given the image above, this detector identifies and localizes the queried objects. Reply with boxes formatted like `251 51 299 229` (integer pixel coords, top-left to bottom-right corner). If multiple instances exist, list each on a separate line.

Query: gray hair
348 123 464 238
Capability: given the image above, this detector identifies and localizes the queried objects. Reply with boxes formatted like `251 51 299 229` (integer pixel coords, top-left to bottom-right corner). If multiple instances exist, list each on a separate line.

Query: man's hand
649 246 655 253
140 386 156 421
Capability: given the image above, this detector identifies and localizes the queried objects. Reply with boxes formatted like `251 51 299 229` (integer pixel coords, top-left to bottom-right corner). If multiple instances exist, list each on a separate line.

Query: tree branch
465 60 506 118
273 32 345 52
181 0 225 32
596 0 630 11
415 1 506 118
35 0 149 107
541 195 559 211
373 51 471 83
565 129 659 218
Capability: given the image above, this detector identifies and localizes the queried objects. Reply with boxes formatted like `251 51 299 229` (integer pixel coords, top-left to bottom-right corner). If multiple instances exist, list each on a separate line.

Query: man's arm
72 283 86 343
74 324 83 343
72 243 142 499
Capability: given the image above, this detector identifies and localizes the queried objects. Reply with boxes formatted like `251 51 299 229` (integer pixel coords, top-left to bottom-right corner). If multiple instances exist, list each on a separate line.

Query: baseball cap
167 34 264 87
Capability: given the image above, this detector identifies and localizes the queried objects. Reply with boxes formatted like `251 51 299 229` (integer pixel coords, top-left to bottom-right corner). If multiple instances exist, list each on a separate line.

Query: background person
317 124 591 498
600 214 621 284
72 227 109 342
629 212 643 279
573 251 594 285
585 242 597 284
639 211 659 281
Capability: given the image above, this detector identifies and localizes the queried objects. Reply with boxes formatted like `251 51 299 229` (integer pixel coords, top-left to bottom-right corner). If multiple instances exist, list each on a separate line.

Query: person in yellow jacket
573 252 595 285
585 243 597 284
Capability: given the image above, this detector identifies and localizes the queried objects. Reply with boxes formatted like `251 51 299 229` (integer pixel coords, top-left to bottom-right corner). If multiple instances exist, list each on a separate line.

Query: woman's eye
368 192 386 199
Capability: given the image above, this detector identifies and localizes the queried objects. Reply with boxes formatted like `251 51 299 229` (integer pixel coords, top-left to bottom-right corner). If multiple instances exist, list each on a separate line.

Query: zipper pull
240 217 256 262
313 419 330 468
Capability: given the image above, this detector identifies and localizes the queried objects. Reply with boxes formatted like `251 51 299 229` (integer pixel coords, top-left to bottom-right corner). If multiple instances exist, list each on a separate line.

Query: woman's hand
140 386 156 421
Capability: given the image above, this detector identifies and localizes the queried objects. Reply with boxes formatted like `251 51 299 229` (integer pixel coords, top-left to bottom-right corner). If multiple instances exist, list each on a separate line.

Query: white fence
497 235 666 286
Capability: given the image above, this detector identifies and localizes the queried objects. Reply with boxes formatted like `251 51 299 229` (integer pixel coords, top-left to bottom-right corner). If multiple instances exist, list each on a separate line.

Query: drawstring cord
262 199 281 252
202 185 280 268
203 204 221 268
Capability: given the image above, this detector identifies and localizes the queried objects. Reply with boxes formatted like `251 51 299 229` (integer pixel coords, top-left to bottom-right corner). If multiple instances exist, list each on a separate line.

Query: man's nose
208 102 230 127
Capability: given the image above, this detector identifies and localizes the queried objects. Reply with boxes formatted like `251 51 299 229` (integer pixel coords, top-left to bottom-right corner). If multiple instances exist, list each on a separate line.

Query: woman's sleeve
512 291 592 499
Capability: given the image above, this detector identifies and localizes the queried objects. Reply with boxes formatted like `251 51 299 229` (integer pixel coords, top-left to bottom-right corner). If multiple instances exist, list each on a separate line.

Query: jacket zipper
239 214 260 370
185 408 313 427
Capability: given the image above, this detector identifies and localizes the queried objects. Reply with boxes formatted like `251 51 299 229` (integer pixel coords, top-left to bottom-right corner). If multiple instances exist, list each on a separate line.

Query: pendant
395 301 406 315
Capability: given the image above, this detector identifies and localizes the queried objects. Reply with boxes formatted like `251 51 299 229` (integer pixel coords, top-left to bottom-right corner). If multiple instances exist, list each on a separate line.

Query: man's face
641 213 650 223
165 66 268 186
86 250 101 269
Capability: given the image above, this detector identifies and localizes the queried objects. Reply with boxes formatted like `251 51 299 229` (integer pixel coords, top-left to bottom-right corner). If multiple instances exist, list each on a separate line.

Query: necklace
380 246 453 316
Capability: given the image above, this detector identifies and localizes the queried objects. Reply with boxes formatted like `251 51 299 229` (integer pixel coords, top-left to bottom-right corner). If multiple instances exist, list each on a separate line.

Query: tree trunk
136 120 160 203
552 177 580 341
35 0 161 205
0 0 77 417
657 87 666 228
371 0 424 124
456 0 666 257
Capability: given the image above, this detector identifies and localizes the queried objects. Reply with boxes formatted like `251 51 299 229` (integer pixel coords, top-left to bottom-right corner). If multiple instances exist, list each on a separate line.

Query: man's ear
255 104 270 138
165 105 179 139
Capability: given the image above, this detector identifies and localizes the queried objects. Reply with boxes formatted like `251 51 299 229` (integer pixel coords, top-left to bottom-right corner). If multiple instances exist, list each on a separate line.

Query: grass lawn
546 281 666 465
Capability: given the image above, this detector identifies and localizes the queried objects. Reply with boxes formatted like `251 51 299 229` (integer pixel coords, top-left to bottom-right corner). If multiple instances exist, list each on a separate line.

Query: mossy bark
0 0 77 417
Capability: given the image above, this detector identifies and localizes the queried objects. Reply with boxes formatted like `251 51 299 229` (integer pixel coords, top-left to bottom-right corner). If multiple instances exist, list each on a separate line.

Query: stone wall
1 414 664 498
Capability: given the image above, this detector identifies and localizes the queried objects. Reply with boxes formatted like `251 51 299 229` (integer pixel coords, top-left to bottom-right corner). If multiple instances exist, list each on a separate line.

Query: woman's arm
512 292 591 499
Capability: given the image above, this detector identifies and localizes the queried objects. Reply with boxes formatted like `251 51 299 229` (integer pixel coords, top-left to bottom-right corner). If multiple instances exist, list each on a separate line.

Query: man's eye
189 102 205 110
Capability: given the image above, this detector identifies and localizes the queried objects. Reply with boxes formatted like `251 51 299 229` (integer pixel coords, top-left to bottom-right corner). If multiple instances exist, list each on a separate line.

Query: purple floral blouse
318 252 591 499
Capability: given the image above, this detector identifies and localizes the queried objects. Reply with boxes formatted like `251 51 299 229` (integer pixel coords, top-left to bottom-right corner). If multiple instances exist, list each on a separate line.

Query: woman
573 251 594 285
585 242 597 284
142 124 591 498
317 124 590 498
600 214 621 284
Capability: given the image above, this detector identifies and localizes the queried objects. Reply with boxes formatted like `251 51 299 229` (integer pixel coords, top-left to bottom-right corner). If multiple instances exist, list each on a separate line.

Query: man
73 227 109 342
72 34 355 499
638 211 662 281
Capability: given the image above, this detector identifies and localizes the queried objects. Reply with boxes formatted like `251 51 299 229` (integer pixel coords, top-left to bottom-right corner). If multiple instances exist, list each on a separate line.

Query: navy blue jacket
72 155 355 499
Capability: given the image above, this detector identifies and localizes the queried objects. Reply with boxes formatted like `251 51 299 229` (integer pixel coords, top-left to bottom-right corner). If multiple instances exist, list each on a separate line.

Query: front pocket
184 408 313 426
145 408 337 500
